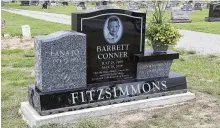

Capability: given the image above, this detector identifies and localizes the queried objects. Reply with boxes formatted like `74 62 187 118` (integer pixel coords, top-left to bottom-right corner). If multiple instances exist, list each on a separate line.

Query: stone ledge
205 17 220 22
171 19 192 23
20 92 195 128
133 50 179 62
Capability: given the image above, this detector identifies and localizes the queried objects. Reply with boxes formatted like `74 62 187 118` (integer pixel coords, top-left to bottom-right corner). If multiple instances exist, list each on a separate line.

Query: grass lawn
1 11 70 36
146 9 220 35
1 48 220 128
3 3 220 35
172 10 220 35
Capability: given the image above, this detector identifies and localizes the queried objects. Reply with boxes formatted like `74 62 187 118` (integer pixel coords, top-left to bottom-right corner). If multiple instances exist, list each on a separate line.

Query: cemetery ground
1 4 220 128
2 11 70 37
1 2 92 15
2 3 220 35
2 47 220 128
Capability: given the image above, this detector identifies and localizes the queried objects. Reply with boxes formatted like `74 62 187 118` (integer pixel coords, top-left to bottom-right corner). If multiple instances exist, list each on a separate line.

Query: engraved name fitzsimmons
71 81 168 104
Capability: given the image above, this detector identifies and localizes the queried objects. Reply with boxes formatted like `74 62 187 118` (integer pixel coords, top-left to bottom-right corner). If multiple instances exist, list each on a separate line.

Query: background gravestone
20 1 30 6
205 3 220 22
30 0 39 6
35 31 87 92
146 1 154 12
127 2 140 11
21 25 31 38
168 1 179 10
182 3 193 11
95 1 117 10
77 2 86 10
171 10 192 23
194 3 202 10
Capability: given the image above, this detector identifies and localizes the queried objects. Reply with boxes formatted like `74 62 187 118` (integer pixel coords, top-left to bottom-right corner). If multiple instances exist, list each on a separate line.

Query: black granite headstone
205 3 220 22
62 1 68 6
20 1 30 6
26 9 189 117
72 9 146 84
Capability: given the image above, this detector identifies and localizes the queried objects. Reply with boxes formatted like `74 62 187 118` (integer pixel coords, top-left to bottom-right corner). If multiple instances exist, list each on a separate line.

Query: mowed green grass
3 3 220 34
146 9 220 34
1 49 220 128
173 9 220 34
1 11 70 36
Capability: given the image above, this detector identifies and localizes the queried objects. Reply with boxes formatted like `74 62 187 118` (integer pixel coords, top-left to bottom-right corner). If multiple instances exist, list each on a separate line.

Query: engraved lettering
118 86 129 96
105 88 112 99
86 90 95 101
130 84 141 95
142 83 151 93
98 89 104 100
161 81 167 91
71 92 78 104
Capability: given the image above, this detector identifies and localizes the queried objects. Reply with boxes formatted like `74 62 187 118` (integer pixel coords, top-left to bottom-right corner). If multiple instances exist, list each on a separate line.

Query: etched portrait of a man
104 16 123 44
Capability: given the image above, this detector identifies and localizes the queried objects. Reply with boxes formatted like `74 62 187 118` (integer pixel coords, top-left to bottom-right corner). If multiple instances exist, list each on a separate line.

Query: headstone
42 1 48 9
146 1 154 12
77 2 86 10
72 9 146 84
139 1 147 8
20 1 30 6
35 31 87 92
168 0 179 10
194 3 202 10
95 1 109 7
30 1 39 6
62 1 68 6
102 0 109 5
205 3 220 22
21 25 31 38
50 1 58 7
127 2 139 11
95 1 115 10
169 1 181 11
182 3 193 11
22 9 190 127
171 10 192 23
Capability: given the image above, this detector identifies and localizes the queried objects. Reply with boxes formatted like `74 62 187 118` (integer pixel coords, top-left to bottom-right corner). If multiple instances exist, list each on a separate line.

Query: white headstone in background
77 6 82 10
21 25 31 38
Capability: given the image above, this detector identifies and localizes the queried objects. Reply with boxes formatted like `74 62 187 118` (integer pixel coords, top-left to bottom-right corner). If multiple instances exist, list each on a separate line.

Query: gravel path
176 30 220 55
2 8 71 25
2 8 220 55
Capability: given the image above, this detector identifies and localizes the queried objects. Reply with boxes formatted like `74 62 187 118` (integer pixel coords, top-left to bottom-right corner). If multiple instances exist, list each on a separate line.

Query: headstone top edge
35 30 85 42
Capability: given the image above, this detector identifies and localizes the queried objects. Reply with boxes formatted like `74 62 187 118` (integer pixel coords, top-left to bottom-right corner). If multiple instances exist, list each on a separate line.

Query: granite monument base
20 92 195 128
28 72 187 116
205 17 220 22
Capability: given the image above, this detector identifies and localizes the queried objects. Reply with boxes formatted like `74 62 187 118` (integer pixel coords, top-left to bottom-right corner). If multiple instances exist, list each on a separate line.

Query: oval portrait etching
103 16 123 44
